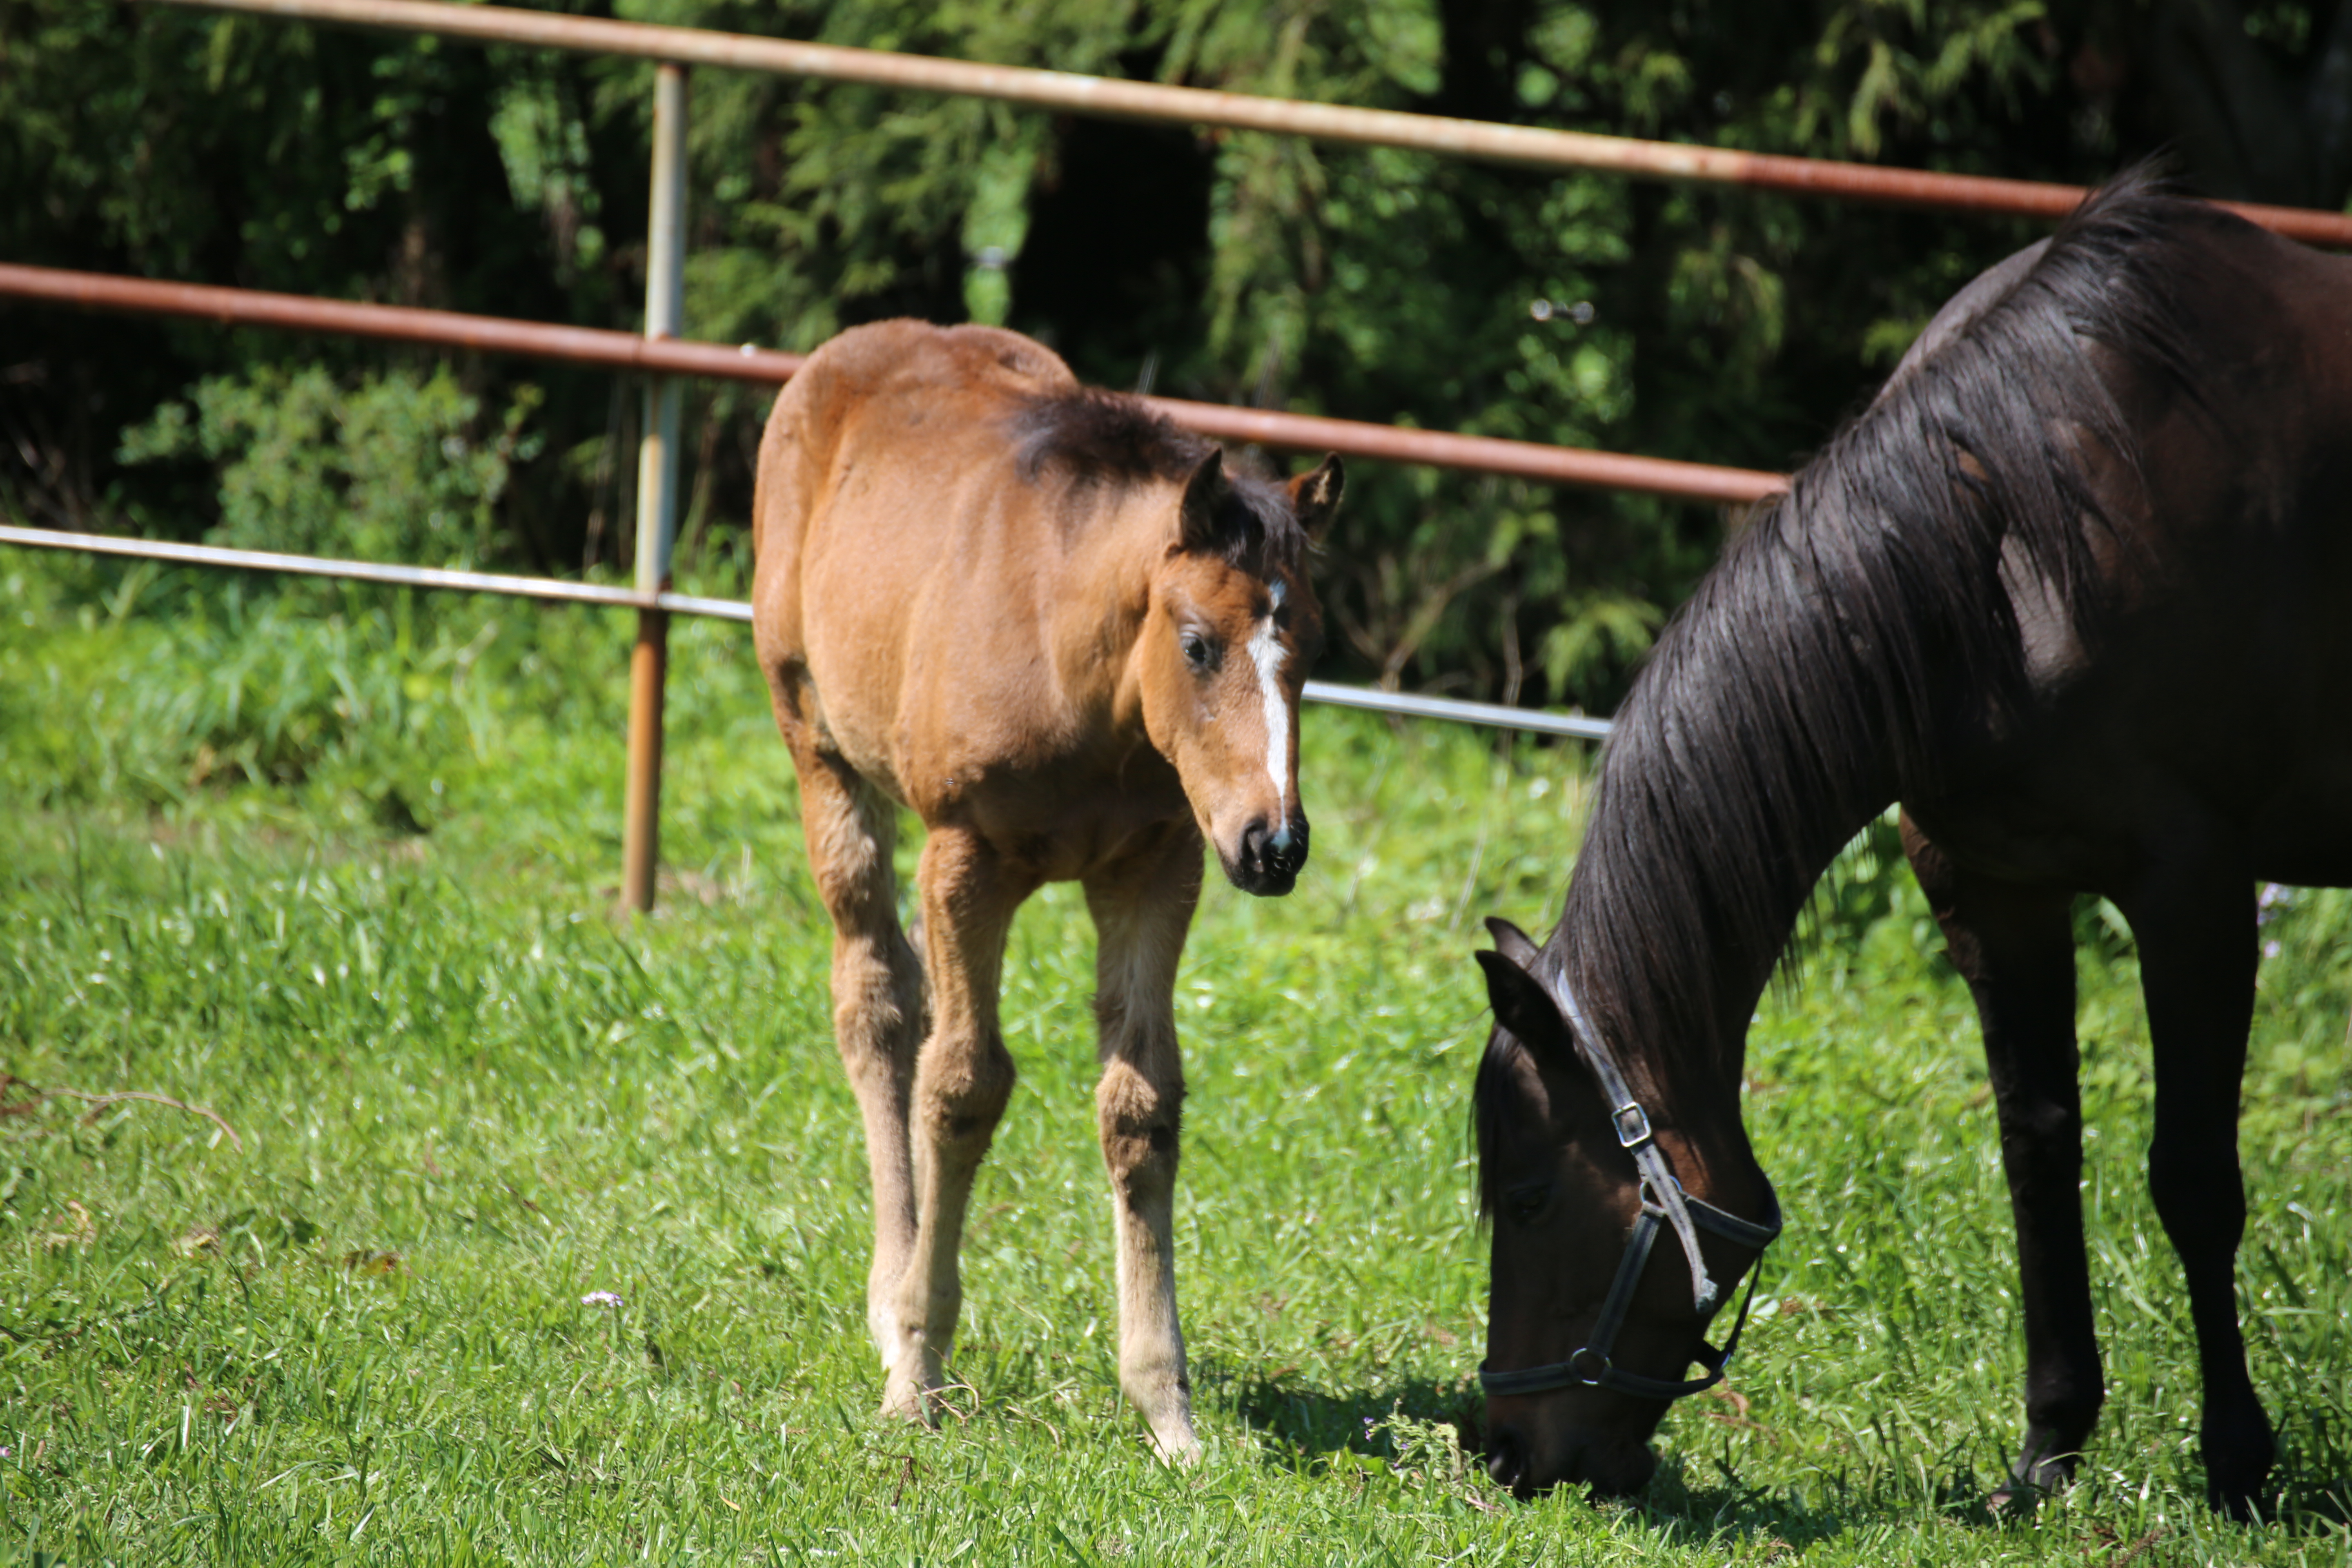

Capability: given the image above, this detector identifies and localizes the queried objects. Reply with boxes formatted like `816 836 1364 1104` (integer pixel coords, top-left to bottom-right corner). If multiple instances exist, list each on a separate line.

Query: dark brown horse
1470 172 2352 1517
752 320 1340 1460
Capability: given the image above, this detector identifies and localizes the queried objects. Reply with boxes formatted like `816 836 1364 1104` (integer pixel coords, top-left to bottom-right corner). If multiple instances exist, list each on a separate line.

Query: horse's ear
1287 455 1343 543
1176 449 1229 554
1476 947 1573 1066
1484 915 1542 971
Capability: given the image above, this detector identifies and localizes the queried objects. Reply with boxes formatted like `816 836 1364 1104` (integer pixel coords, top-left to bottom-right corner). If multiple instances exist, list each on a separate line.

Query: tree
5 0 2345 707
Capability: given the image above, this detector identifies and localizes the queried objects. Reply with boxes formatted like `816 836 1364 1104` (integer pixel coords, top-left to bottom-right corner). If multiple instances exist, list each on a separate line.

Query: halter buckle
1611 1102 1653 1149
1566 1345 1612 1385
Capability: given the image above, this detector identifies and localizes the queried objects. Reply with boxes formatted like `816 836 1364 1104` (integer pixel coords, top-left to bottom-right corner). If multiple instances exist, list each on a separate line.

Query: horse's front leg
1904 816 2103 1500
882 825 1033 1425
2115 849 2272 1519
1083 827 1205 1463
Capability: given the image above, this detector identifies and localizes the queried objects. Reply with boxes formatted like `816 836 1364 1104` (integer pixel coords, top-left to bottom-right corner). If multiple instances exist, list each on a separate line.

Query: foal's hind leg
2115 852 2273 1519
1082 827 1205 1462
1905 819 2104 1501
880 825 1033 1423
786 743 928 1368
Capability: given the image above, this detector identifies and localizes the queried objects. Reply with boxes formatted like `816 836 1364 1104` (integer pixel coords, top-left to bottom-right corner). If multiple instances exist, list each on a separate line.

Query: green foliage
116 366 544 568
10 0 2352 708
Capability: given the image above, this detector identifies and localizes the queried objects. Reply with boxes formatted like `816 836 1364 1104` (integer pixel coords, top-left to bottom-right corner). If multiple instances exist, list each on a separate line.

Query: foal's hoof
1147 1419 1202 1468
880 1353 953 1428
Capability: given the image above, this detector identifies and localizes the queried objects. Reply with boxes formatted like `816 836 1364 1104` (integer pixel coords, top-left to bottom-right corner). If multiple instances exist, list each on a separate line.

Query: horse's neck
1561 610 1901 1131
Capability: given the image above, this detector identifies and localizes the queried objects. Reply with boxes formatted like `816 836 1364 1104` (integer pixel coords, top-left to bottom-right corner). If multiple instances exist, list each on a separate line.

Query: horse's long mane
1476 169 2218 1184
1009 388 1310 570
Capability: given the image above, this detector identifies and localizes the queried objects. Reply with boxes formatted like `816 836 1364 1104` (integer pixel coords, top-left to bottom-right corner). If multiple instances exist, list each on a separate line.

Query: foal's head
1140 451 1341 896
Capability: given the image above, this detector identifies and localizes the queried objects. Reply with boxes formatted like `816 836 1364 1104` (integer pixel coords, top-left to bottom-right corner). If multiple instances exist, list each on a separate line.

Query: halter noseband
1478 970 1784 1404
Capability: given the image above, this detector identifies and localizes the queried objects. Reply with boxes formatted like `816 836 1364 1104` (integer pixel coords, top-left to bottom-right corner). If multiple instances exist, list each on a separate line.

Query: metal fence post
622 60 688 913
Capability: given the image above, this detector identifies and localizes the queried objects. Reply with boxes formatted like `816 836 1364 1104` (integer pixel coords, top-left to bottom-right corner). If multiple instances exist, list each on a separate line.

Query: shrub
117 364 542 568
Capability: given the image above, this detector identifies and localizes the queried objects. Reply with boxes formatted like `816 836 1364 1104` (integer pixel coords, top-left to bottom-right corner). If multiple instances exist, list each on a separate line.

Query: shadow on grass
1209 1364 2030 1554
1216 1368 1485 1468
1636 1454 2003 1554
2265 1407 2352 1536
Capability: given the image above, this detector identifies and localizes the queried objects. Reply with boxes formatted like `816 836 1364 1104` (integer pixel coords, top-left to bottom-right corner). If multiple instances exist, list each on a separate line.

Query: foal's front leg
880 826 1033 1423
1083 829 1205 1462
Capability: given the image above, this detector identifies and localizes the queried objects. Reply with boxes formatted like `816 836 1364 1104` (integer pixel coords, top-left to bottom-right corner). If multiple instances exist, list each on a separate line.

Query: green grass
5 548 2352 1564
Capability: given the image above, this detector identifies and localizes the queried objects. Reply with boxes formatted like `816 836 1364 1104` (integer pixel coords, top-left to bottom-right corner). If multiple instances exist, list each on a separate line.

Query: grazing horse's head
1471 920 1779 1500
1140 451 1341 897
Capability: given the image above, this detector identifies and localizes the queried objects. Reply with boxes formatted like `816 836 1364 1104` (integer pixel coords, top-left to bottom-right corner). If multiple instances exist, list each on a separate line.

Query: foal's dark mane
1477 171 2221 1197
1009 387 1310 570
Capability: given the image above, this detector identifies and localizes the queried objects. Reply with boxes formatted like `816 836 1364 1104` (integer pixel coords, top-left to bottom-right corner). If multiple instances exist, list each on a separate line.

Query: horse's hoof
2205 1468 2274 1523
2203 1419 2277 1521
876 1387 933 1427
1989 1449 2077 1515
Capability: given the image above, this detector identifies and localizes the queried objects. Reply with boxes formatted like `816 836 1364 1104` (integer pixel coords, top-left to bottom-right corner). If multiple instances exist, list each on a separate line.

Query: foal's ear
1476 944 1572 1063
1286 455 1344 543
1176 450 1230 555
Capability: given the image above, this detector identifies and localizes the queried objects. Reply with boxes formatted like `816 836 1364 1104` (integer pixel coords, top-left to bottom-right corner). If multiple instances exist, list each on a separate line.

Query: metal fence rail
44 0 2337 904
150 0 2352 248
0 524 1618 742
0 262 1784 506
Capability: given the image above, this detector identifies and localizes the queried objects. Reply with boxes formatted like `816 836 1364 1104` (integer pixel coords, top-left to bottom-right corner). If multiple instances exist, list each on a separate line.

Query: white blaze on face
1246 578 1290 819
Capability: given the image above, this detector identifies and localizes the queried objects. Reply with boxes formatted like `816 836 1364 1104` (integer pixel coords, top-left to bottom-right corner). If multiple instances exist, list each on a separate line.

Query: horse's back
2156 217 2352 880
1915 202 2352 888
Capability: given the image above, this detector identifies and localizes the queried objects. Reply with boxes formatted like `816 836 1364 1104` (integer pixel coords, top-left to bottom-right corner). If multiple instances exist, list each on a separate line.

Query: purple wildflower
581 1290 624 1308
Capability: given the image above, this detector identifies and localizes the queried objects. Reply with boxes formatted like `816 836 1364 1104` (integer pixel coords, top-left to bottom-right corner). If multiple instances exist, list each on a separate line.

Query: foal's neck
1042 481 1185 735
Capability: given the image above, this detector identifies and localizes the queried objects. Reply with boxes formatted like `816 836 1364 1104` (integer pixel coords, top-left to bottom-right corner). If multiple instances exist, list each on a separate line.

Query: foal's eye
1180 631 1217 673
1504 1183 1549 1225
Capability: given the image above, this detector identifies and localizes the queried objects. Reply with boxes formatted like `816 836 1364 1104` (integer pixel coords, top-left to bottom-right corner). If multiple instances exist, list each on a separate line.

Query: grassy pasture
4 552 2352 1564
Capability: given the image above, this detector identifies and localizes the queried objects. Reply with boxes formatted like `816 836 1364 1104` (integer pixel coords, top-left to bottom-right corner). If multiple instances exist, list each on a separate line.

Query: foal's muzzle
1226 815 1309 896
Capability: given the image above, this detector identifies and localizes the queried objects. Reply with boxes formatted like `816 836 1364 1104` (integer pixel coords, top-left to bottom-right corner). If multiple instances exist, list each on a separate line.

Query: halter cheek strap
1479 1176 1782 1401
1550 978 1720 1313
1478 968 1786 1405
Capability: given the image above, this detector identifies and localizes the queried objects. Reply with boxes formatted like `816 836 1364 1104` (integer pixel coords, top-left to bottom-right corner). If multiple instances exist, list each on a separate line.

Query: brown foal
751 320 1341 1459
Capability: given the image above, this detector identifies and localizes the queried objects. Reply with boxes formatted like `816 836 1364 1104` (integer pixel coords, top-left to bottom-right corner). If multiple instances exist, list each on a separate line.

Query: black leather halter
1478 970 1784 1404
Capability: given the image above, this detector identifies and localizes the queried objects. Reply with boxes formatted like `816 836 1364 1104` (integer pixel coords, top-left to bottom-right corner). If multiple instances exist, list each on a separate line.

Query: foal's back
750 321 1111 815
752 318 1075 595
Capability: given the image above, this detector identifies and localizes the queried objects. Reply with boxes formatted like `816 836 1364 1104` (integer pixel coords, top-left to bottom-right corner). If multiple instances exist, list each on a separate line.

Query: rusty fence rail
0 262 1784 507
0 525 1620 744
30 0 2351 905
149 0 2352 248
